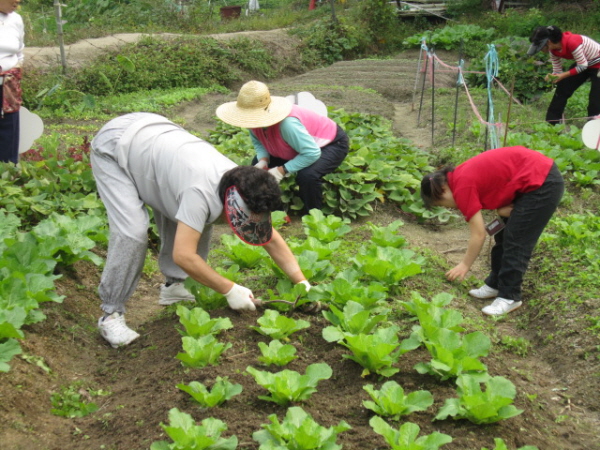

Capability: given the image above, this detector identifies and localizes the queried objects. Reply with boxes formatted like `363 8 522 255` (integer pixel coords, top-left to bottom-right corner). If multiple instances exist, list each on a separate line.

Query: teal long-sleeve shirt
250 117 322 174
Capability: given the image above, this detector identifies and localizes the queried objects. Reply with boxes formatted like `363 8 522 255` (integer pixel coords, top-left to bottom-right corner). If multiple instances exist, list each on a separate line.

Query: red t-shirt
447 146 554 222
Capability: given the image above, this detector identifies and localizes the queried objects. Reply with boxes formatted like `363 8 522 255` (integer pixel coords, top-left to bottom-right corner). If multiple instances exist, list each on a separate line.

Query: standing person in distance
0 0 24 164
91 113 310 348
527 25 600 124
420 146 564 316
216 80 349 215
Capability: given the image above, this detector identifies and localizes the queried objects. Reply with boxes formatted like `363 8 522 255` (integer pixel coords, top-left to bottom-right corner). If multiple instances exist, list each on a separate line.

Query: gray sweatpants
91 114 211 314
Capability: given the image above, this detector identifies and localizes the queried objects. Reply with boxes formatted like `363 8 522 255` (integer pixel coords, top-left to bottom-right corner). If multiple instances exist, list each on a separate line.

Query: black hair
218 165 284 213
530 25 563 45
420 166 454 207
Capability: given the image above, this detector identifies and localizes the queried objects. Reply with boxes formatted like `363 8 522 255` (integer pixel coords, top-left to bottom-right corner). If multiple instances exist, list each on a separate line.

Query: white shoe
159 282 195 305
482 298 523 316
98 312 140 348
469 284 499 299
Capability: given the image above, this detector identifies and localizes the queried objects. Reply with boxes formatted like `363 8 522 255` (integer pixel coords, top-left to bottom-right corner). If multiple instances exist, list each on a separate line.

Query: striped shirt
550 31 600 76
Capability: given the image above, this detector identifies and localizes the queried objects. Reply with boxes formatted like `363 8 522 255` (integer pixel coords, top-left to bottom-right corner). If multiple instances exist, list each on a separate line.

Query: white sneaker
469 284 499 299
159 282 195 305
482 298 523 316
98 312 140 348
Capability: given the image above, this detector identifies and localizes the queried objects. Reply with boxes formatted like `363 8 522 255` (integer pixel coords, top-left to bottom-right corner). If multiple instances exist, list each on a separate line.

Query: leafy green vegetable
250 309 310 340
310 269 389 310
0 339 22 373
322 301 388 343
253 406 351 450
403 293 489 380
177 377 242 407
246 363 332 406
217 233 268 269
32 213 107 266
363 381 433 420
50 384 101 418
370 416 452 450
257 339 298 366
368 220 407 248
338 326 415 377
414 328 490 381
353 245 424 285
302 209 352 243
481 438 539 450
176 305 233 338
176 335 232 368
435 374 524 424
150 408 238 450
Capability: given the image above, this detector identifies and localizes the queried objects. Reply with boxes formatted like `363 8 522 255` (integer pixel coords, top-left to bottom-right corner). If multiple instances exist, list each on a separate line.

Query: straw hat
216 80 292 128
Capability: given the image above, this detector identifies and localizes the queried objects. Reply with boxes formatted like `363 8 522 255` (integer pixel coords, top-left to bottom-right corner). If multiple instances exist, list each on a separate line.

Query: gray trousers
91 115 211 314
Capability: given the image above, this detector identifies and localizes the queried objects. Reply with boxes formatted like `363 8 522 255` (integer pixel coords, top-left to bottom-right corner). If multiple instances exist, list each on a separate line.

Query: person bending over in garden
420 146 563 316
216 80 349 215
527 25 600 124
91 113 310 348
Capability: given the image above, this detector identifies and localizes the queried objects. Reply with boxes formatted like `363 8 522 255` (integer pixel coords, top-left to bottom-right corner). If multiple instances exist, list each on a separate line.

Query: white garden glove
255 159 269 170
224 283 257 311
297 280 311 293
268 166 285 183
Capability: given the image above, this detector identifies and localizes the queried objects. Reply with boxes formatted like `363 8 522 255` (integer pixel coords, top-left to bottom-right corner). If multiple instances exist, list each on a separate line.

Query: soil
2 30 599 450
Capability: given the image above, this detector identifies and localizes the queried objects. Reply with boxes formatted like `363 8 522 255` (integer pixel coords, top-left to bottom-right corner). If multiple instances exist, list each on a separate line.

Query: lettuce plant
290 236 341 260
269 249 336 282
322 301 388 343
301 209 352 243
250 309 310 341
246 363 332 406
184 265 241 311
217 233 267 269
253 406 351 450
370 416 452 450
352 245 424 285
311 268 388 310
368 220 407 249
435 374 524 424
257 339 298 366
481 438 539 450
176 335 232 368
150 408 237 450
400 292 462 331
32 213 107 266
338 326 417 377
363 381 433 420
177 376 242 408
401 292 489 380
414 328 490 381
176 305 233 338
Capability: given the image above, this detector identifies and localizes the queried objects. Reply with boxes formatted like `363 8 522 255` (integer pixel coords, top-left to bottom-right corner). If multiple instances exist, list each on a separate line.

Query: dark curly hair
218 166 284 213
420 166 455 207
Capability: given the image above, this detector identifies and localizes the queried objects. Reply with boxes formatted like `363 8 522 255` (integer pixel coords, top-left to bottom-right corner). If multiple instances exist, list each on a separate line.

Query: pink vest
250 105 338 160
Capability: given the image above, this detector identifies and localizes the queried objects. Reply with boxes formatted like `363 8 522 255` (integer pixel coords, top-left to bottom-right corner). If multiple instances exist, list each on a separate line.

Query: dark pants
0 84 20 164
546 67 600 124
253 125 349 213
484 163 564 302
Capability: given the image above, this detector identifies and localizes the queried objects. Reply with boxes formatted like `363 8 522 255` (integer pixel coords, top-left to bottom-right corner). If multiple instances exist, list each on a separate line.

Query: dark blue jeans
546 66 600 124
252 125 349 213
0 98 20 163
485 163 564 301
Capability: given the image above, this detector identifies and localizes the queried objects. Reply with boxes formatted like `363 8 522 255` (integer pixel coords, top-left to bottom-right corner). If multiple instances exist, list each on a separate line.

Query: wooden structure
394 0 531 18
395 0 447 17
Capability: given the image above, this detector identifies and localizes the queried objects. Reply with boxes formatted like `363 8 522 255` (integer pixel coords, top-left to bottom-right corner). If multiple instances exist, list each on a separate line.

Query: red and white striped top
550 31 600 76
